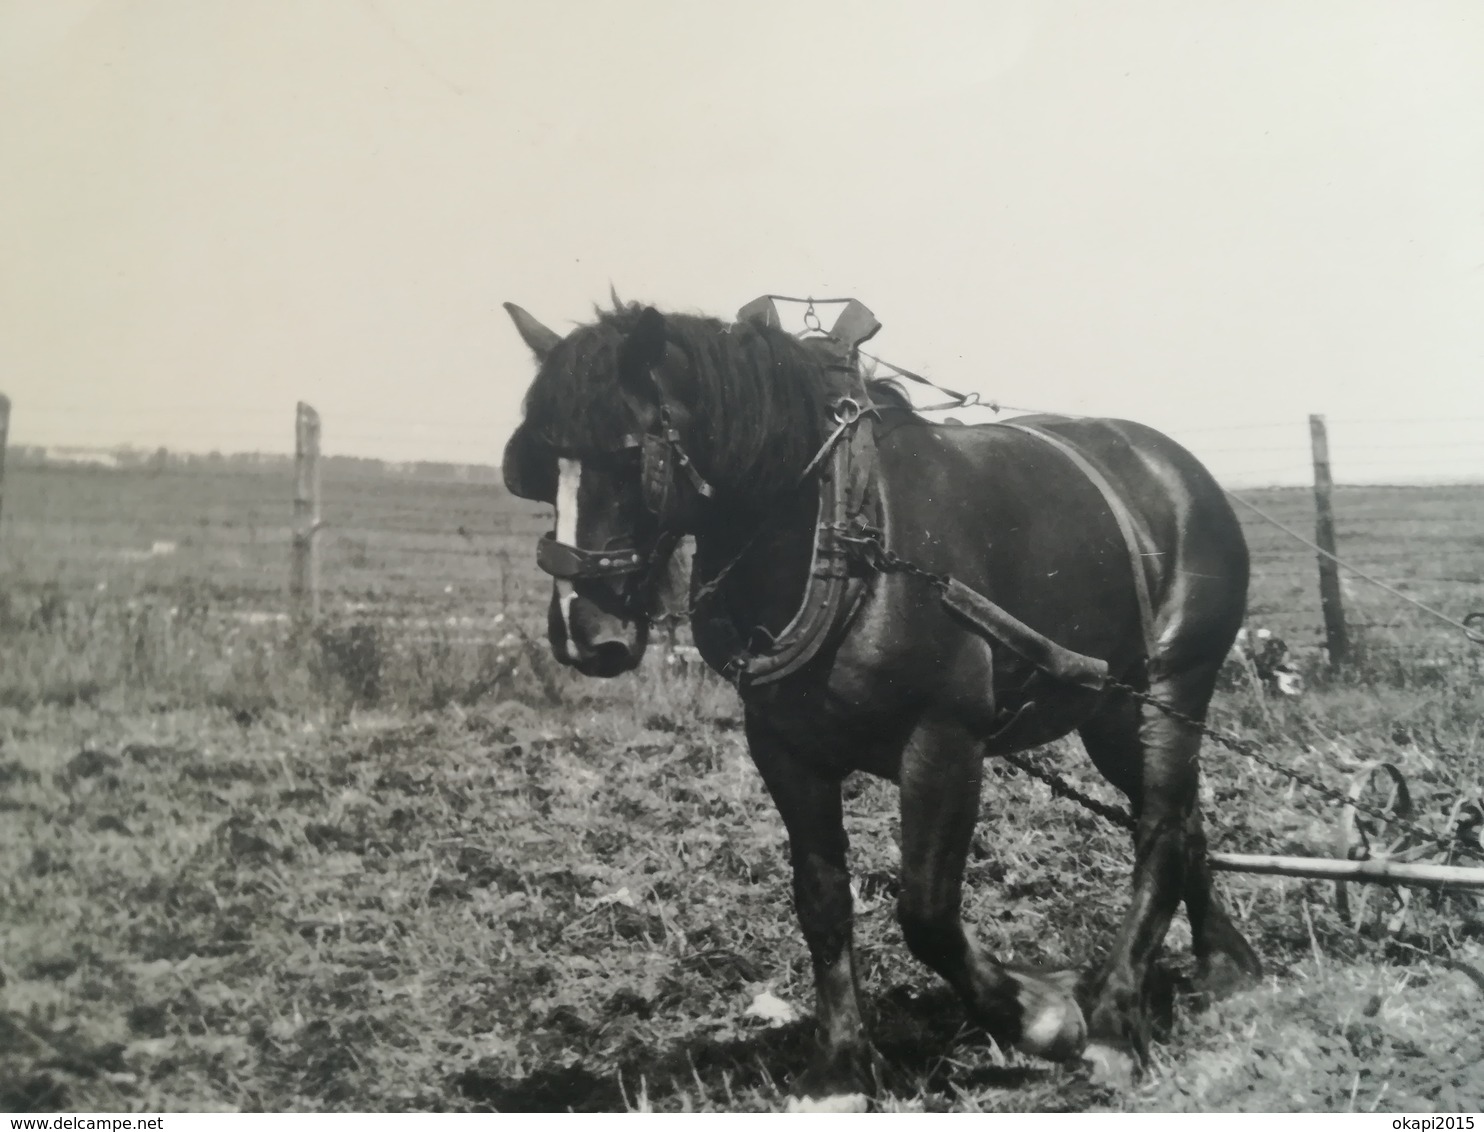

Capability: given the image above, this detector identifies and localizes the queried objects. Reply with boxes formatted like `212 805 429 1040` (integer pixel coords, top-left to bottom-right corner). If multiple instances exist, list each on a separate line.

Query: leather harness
720 391 879 686
990 421 1160 660
721 402 1160 691
528 295 1161 692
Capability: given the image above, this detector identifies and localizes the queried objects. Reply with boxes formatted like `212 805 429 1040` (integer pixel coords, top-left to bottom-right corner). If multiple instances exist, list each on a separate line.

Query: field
2 462 1482 1112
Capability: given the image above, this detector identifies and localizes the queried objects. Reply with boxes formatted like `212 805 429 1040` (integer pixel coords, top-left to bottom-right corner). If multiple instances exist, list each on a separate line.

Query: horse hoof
786 1042 882 1110
1196 950 1262 1002
786 1093 870 1113
1012 970 1088 1061
1082 1042 1137 1088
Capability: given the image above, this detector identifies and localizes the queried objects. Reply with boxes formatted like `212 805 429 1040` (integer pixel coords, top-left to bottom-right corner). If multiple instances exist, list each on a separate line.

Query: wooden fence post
1309 413 1349 666
0 393 9 542
291 402 322 621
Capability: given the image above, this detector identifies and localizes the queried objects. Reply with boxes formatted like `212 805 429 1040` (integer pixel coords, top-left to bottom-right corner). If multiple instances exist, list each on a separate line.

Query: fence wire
1 419 1479 653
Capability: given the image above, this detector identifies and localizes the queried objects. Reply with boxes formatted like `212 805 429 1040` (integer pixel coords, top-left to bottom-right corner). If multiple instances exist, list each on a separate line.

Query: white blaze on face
554 457 581 634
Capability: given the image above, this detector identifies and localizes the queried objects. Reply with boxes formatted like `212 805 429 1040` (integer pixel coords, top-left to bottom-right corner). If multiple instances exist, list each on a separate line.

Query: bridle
533 384 714 607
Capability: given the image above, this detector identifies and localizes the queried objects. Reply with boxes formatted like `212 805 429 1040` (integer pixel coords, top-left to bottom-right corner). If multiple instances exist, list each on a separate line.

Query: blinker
502 423 557 503
536 532 646 580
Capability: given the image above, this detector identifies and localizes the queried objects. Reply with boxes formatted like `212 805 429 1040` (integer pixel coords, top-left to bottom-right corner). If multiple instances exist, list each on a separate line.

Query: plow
1005 745 1484 943
1009 748 1484 942
1209 760 1484 935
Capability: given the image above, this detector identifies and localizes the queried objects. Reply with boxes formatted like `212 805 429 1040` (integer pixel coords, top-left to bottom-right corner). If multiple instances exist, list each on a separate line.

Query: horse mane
521 304 844 499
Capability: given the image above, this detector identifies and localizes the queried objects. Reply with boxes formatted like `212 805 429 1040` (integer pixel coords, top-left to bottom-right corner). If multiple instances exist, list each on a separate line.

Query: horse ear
623 306 697 407
503 302 561 361
622 306 694 406
625 306 667 370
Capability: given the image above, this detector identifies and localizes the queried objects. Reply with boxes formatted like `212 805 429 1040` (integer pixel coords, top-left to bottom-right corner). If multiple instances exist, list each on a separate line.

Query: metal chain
1101 675 1455 851
662 468 1466 856
851 546 1461 852
997 749 1136 832
844 536 947 589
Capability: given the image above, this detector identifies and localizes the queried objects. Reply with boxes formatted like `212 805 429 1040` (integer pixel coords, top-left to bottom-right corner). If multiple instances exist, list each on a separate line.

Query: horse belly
980 678 1102 755
742 653 924 780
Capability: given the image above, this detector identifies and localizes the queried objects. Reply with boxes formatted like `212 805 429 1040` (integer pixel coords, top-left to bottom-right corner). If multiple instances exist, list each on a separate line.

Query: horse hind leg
1075 663 1260 1084
1077 695 1261 995
1180 793 1263 996
898 712 1087 1063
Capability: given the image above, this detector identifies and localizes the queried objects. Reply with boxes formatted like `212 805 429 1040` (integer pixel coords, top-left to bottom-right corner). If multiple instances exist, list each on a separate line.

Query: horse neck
692 486 818 640
680 342 835 640
681 335 831 502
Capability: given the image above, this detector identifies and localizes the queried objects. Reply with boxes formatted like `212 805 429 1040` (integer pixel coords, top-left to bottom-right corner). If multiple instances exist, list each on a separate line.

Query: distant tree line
7 444 505 484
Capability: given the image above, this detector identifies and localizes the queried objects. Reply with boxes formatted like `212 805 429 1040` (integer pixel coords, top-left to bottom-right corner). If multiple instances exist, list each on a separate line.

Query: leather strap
736 413 876 686
536 533 645 580
940 577 1108 690
993 422 1159 658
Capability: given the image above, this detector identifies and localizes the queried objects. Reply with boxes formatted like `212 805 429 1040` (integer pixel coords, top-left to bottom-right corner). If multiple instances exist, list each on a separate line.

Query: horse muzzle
548 585 647 677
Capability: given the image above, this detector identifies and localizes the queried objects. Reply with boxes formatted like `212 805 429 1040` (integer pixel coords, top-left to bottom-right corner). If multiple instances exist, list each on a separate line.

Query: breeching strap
993 422 1160 659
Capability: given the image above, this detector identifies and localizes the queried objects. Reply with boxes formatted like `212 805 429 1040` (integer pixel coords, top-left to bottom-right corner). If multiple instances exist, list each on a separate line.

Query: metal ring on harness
831 403 866 430
832 397 863 425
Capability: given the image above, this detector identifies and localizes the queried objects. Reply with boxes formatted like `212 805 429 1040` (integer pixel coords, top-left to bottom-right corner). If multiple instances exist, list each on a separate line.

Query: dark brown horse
501 300 1262 1108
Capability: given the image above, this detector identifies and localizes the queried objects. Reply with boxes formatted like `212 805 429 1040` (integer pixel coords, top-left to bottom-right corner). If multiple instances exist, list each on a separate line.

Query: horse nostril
591 640 633 670
569 638 639 677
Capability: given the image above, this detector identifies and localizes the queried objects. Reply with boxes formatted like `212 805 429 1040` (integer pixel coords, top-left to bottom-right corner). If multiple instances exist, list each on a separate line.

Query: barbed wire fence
0 395 1479 658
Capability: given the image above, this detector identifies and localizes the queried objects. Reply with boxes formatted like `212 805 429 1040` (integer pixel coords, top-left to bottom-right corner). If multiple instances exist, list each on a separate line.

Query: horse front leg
898 713 1087 1062
744 710 876 1110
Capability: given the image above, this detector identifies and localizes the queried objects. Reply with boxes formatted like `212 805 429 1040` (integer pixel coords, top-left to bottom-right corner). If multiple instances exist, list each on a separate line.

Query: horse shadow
453 972 1191 1112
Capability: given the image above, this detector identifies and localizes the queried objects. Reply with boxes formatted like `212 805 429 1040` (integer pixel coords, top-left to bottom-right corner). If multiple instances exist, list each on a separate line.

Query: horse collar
720 402 879 687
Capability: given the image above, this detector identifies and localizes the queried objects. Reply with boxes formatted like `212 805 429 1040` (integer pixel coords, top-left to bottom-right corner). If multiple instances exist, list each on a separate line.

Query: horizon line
8 440 1481 493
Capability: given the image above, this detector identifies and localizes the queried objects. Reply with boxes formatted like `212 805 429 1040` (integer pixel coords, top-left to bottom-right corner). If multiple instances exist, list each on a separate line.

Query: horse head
502 302 707 677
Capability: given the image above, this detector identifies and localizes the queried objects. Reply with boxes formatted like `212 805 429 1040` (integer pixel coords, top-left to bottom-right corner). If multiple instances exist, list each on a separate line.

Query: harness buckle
828 519 887 570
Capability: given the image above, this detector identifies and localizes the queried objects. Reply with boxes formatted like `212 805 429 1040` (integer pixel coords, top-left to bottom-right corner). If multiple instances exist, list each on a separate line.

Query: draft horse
500 299 1262 1106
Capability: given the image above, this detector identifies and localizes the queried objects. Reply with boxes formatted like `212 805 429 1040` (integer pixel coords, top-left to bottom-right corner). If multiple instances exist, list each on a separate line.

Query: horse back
869 411 1248 679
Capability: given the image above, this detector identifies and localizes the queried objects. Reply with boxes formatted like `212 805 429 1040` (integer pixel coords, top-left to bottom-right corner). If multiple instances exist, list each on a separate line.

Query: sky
1 0 1481 485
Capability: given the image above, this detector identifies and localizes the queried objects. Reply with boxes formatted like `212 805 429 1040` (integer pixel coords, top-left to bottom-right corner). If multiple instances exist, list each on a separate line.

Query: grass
0 583 566 719
1 465 1482 1111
